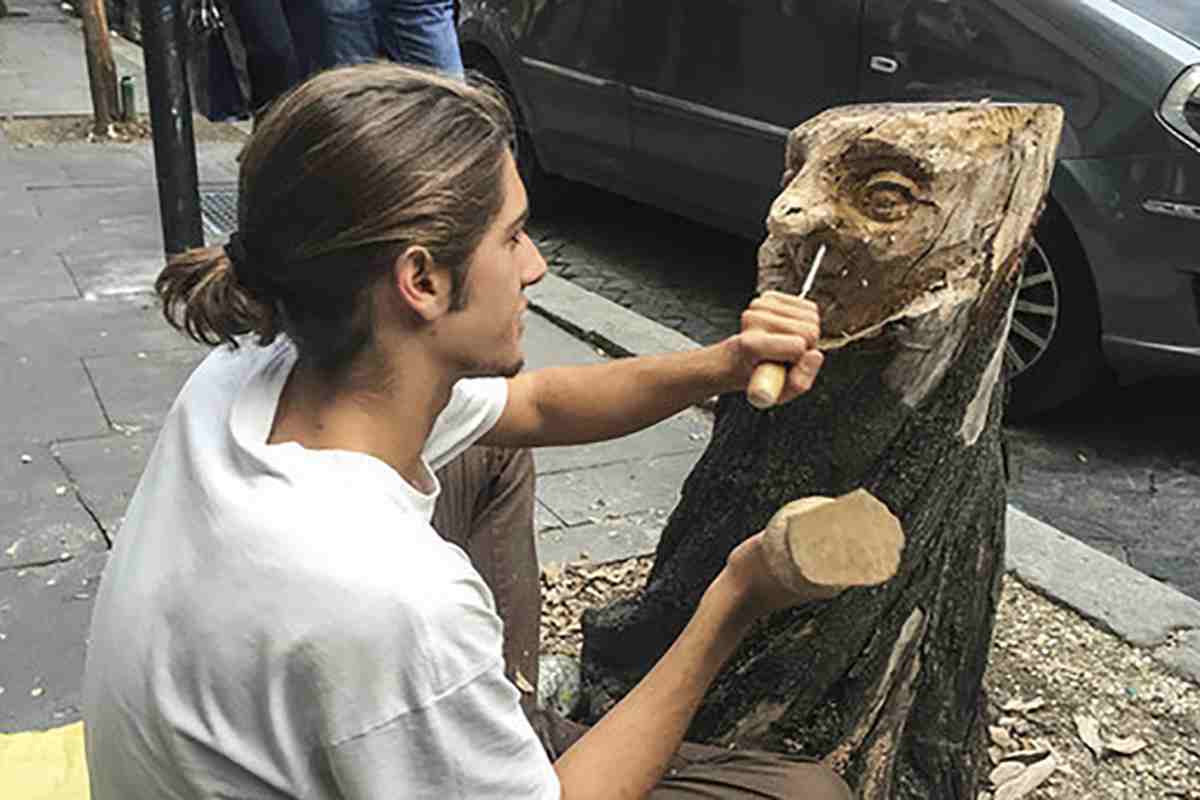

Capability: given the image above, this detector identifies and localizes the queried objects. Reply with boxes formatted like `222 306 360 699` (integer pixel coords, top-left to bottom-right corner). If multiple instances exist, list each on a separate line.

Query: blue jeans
313 0 379 69
375 0 463 76
308 0 464 76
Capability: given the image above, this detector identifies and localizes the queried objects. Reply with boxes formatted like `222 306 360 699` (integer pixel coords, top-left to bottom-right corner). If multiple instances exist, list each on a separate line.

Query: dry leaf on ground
992 753 1057 800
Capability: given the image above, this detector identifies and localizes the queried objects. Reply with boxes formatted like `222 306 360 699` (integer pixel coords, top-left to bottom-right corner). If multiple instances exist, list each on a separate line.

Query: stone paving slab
536 451 701 528
536 511 670 565
535 499 565 532
0 295 202 361
0 550 108 733
0 74 27 108
0 441 106 571
535 409 710 474
33 145 156 187
0 15 148 118
0 358 106 443
521 310 605 371
0 187 49 242
0 19 94 116
0 240 78 302
83 348 208 431
0 145 73 184
7 141 239 190
60 248 167 298
58 215 168 258
53 432 156 538
30 182 160 236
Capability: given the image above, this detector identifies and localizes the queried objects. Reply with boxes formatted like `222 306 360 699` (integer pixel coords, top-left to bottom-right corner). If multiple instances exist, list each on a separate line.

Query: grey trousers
433 445 854 800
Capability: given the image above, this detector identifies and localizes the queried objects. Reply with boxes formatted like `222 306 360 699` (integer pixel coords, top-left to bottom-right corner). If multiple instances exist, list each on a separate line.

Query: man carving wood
581 102 1065 798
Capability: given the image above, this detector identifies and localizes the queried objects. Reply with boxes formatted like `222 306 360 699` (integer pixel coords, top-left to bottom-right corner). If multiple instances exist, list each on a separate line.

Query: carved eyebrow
840 139 934 183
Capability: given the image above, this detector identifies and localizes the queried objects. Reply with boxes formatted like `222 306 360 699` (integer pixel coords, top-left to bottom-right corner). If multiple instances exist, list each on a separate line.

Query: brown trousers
433 446 854 800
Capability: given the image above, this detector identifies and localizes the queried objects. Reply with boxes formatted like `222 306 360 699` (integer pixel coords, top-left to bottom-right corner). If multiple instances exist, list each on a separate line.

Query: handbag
188 0 249 121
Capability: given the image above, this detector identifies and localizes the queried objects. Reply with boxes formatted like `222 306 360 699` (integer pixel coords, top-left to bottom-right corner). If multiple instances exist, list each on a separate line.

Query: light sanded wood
747 363 788 409
761 489 904 596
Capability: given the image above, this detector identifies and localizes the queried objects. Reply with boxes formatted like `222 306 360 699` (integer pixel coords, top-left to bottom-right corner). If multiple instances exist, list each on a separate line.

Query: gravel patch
541 559 1200 798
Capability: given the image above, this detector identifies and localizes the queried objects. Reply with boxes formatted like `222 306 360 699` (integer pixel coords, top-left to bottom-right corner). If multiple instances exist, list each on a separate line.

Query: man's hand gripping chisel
745 243 826 410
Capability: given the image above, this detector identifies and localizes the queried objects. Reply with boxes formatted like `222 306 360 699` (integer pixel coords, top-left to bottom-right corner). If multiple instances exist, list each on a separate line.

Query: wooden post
78 0 120 135
578 102 1064 798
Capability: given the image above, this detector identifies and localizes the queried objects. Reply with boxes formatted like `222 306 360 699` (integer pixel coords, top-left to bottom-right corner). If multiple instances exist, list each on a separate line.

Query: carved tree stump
579 103 1063 798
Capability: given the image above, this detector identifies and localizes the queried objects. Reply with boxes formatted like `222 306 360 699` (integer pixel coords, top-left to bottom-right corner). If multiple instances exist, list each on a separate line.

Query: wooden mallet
760 489 904 601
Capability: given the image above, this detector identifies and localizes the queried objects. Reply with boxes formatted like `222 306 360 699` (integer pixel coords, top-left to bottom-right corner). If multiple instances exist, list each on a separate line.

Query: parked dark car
457 0 1200 418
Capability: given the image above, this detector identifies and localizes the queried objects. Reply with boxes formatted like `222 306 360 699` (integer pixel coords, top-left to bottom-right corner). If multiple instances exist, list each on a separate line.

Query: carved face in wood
758 103 1063 348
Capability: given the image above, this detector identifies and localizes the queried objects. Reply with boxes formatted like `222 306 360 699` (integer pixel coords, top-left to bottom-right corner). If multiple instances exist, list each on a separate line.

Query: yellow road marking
0 722 90 799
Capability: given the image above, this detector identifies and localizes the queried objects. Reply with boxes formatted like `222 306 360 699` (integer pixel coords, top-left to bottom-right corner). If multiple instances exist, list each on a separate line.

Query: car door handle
869 55 900 75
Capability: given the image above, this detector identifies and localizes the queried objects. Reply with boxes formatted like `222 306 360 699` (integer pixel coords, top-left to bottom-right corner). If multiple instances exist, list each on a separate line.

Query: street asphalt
0 5 1196 796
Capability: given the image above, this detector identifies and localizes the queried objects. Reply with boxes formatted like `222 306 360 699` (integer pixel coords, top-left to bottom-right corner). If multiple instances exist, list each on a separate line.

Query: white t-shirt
83 338 561 800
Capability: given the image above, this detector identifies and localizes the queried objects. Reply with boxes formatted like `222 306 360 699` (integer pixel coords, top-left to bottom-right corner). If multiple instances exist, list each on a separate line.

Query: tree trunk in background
579 102 1064 798
79 0 120 135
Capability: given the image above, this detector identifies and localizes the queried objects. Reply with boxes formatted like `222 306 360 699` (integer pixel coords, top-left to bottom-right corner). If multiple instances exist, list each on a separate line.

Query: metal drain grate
200 188 239 240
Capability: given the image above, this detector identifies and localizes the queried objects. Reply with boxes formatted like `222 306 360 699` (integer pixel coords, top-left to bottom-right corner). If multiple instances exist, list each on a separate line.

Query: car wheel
462 49 560 207
1004 201 1108 420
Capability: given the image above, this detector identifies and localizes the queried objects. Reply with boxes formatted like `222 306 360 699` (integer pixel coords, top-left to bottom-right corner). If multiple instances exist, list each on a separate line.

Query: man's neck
268 354 455 490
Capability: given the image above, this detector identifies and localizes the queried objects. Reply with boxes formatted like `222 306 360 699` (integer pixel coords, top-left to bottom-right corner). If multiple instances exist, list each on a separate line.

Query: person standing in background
374 0 464 76
310 0 381 69
300 0 465 76
222 0 383 118
223 0 317 114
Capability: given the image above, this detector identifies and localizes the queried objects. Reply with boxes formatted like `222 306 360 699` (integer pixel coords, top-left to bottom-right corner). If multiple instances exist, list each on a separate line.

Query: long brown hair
156 63 514 375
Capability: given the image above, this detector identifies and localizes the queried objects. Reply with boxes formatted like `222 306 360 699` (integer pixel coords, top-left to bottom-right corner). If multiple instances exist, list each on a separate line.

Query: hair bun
225 231 274 299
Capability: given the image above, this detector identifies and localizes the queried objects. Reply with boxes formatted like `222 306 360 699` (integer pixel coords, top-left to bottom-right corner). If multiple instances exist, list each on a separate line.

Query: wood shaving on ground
539 557 653 658
541 562 1200 799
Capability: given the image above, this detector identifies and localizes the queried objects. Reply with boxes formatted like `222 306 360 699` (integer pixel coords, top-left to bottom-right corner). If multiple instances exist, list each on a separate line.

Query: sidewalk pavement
0 5 1197 795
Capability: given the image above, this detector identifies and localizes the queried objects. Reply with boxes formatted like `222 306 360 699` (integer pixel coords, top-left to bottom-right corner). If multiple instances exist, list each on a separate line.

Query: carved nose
767 195 837 239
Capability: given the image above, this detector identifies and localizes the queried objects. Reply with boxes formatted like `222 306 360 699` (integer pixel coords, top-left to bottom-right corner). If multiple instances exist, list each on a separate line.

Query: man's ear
392 245 451 321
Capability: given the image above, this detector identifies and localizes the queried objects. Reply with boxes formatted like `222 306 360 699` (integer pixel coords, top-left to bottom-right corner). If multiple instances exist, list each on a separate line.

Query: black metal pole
139 0 203 255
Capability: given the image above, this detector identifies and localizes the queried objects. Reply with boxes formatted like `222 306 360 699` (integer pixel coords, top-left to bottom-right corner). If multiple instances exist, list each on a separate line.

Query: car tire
1004 201 1109 420
463 49 561 208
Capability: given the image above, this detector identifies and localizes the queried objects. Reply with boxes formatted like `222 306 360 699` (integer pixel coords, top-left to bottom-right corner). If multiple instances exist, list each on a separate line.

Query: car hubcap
1005 240 1059 376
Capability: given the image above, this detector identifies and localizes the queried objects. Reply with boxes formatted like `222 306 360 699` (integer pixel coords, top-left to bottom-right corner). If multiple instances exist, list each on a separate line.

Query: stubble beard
462 353 525 379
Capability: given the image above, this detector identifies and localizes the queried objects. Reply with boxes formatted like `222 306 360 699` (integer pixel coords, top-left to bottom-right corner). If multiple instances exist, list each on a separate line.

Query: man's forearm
553 571 756 799
499 343 738 448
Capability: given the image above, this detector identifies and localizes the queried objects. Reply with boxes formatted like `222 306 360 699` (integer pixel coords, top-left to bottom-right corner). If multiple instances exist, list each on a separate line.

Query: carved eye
859 171 920 223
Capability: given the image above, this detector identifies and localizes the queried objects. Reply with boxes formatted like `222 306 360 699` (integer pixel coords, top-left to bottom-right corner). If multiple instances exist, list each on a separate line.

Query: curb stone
1006 506 1200 683
529 273 1200 685
528 273 697 358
